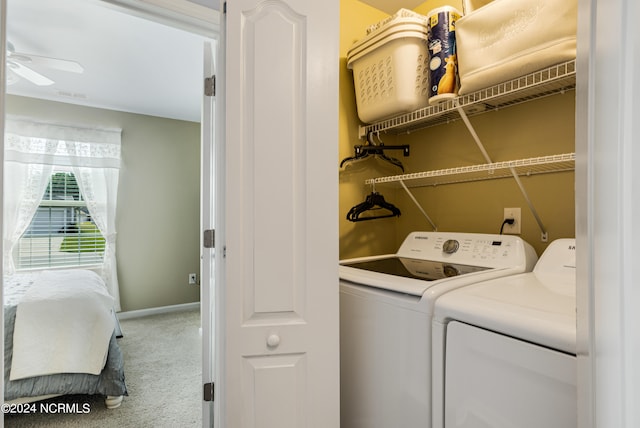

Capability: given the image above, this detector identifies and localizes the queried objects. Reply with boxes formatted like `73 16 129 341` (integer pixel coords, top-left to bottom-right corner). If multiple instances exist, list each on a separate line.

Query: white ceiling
6 0 218 123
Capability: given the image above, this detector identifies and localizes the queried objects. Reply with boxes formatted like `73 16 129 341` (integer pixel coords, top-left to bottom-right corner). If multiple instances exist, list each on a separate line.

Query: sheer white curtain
2 161 52 273
4 117 122 310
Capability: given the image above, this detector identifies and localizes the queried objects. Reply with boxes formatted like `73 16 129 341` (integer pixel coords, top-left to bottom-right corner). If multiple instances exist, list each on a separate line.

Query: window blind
16 168 105 269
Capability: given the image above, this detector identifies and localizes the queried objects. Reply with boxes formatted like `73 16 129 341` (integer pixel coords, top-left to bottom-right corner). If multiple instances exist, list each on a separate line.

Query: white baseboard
117 302 200 320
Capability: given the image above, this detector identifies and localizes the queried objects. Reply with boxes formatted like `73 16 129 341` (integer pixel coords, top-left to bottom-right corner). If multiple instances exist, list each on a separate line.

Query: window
16 168 105 269
4 117 122 309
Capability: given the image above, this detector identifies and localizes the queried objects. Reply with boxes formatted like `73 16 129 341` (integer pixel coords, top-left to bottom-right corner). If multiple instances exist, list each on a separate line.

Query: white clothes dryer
431 238 577 428
339 232 538 428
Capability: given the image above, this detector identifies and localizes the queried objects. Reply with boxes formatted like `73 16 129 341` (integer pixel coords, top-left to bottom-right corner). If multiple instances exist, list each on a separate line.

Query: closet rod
455 103 548 241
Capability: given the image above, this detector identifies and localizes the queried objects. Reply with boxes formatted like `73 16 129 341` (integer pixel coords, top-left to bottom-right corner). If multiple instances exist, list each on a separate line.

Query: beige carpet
4 309 202 428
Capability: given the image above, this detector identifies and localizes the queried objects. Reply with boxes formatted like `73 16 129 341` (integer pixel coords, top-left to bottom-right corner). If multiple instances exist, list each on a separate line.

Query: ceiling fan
6 41 84 86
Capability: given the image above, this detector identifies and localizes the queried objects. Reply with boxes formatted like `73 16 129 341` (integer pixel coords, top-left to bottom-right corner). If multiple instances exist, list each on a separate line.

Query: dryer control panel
534 238 576 274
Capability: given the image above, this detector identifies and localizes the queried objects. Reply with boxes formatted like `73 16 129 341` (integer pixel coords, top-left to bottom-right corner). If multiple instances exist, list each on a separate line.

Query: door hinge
204 229 215 249
223 2 227 14
204 382 215 402
204 75 216 97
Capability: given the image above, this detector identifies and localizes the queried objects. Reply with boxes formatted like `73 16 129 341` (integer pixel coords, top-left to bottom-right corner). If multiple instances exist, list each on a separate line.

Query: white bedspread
10 269 115 381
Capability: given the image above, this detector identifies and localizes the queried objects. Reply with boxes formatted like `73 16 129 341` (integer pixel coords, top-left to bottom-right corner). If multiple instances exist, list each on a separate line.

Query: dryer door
444 321 576 428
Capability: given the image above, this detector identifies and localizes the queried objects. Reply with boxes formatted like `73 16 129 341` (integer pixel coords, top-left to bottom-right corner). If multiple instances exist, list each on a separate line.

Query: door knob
267 334 280 348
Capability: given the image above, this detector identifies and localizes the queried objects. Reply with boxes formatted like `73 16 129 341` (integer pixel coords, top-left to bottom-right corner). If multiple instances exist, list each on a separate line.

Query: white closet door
220 0 339 427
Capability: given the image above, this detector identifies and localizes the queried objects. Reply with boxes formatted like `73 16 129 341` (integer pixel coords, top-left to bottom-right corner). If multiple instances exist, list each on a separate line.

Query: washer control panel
397 232 531 268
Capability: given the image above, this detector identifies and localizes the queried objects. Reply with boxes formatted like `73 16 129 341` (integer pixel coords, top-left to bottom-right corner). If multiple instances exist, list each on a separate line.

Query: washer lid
339 232 538 297
341 256 490 281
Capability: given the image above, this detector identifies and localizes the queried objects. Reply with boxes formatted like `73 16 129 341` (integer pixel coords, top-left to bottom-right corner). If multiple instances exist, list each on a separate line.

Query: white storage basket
347 14 430 124
456 0 577 95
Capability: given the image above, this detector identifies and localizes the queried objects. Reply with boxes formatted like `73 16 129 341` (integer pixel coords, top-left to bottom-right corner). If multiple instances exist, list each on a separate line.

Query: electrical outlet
188 273 198 285
503 207 521 234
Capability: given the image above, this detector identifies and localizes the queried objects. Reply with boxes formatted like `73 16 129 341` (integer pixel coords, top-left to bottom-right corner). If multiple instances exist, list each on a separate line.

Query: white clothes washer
339 232 538 428
431 238 577 428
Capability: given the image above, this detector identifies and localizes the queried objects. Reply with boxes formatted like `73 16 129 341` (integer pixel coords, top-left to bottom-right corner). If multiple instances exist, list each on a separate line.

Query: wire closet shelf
358 60 577 137
365 153 576 188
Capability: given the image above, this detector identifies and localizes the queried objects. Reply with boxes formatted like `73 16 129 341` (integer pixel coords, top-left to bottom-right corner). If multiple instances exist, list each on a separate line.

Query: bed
3 269 128 408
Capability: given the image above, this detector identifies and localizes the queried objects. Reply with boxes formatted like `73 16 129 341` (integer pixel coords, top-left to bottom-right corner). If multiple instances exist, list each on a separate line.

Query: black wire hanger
340 131 410 172
346 187 401 222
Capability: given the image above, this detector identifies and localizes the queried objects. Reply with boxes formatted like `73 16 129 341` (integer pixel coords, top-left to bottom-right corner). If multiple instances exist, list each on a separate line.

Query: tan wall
5 95 201 311
339 0 397 259
414 0 464 14
339 0 575 258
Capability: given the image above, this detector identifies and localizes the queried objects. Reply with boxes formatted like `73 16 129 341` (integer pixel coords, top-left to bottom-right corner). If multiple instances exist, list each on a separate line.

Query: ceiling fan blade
8 61 55 86
17 52 84 73
6 68 20 86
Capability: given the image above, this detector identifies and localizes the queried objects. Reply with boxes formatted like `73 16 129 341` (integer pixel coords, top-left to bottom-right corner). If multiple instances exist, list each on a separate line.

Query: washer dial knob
442 239 460 254
443 264 460 277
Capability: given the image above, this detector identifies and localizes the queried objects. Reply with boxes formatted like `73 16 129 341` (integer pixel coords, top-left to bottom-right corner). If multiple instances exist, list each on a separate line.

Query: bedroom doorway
1 0 221 426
